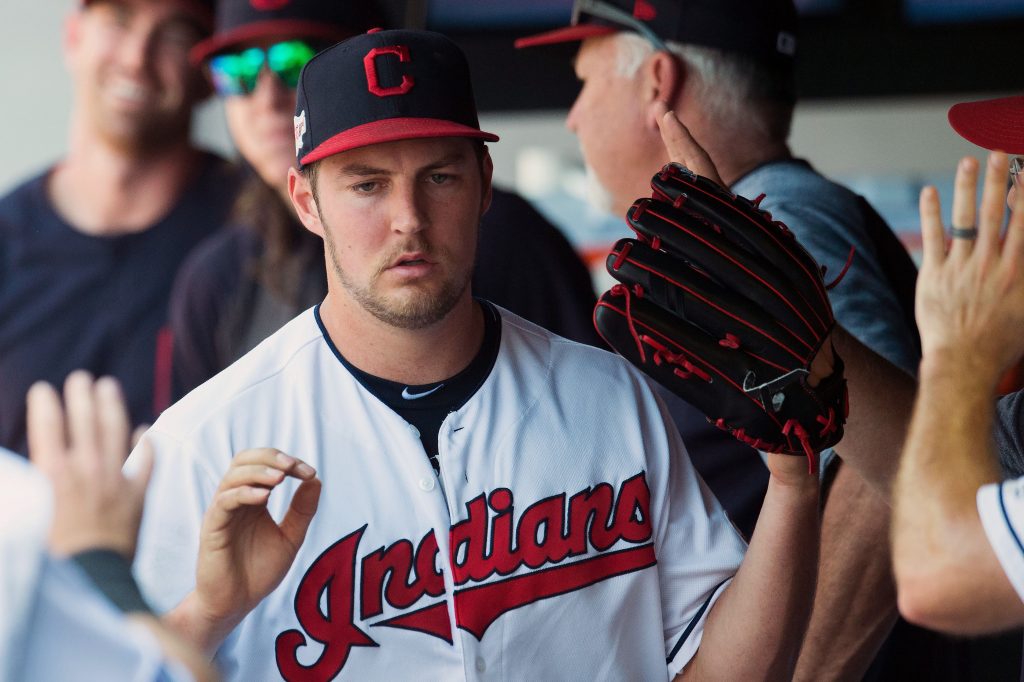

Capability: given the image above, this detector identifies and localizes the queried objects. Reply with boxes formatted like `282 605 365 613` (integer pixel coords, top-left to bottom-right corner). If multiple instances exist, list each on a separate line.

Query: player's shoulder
737 158 861 214
497 306 657 388
0 169 52 232
154 308 323 437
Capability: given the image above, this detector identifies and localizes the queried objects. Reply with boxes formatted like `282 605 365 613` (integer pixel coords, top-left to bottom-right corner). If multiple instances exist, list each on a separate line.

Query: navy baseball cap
293 29 499 169
948 96 1024 155
515 0 798 65
190 0 383 64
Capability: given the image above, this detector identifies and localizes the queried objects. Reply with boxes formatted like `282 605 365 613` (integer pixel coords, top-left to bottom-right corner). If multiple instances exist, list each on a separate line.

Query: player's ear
479 146 494 216
288 166 325 239
641 50 683 131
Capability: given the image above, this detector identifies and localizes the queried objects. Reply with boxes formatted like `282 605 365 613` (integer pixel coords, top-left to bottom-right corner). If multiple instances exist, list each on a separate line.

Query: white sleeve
16 556 193 682
978 477 1024 602
644 387 748 677
129 428 221 614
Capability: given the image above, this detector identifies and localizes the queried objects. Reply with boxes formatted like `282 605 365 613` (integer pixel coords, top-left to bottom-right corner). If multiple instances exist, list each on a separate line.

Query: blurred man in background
0 0 241 455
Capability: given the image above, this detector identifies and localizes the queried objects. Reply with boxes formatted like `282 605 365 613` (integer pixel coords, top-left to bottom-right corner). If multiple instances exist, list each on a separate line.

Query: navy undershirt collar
314 300 502 470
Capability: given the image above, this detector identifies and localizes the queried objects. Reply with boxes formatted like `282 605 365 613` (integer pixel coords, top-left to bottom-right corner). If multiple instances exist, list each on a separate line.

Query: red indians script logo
363 45 415 97
275 473 655 679
250 0 290 10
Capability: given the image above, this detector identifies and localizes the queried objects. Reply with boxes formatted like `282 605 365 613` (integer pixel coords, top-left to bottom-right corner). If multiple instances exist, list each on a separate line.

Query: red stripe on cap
948 96 1024 155
514 24 617 49
190 20 350 64
299 118 499 166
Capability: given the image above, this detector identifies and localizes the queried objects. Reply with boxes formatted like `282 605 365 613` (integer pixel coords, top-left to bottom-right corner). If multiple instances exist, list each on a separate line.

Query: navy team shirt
0 153 240 455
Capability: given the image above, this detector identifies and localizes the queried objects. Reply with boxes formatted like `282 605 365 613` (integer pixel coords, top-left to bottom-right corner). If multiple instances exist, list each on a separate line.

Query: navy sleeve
474 188 601 347
997 391 1024 478
169 227 254 400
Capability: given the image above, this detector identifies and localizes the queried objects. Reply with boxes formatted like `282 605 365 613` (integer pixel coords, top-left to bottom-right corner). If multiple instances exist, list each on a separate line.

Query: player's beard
323 227 473 330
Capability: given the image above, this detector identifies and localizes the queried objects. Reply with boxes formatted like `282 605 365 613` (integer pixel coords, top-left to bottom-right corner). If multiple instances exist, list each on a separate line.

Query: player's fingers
26 381 67 476
1003 183 1024 266
948 156 979 260
280 477 322 550
64 370 100 463
95 376 131 471
977 151 1010 256
229 447 298 471
919 185 946 268
655 102 725 186
205 486 271 532
217 463 287 492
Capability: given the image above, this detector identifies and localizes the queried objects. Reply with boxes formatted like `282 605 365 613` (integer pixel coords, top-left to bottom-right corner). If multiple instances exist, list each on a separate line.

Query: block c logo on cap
363 46 415 97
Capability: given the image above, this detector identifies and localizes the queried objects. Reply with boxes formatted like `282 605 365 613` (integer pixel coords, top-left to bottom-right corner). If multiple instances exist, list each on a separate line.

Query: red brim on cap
300 118 500 167
948 96 1024 155
514 24 617 49
190 20 348 64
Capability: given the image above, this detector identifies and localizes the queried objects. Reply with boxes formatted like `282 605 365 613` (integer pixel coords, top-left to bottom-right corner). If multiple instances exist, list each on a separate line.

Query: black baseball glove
594 162 848 470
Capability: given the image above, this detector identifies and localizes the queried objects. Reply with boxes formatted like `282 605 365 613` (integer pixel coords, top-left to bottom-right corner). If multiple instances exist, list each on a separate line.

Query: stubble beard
323 225 473 331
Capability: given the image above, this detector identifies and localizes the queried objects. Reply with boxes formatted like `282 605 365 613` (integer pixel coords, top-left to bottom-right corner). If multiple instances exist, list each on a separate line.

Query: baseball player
894 95 1024 634
129 29 820 680
2 373 213 681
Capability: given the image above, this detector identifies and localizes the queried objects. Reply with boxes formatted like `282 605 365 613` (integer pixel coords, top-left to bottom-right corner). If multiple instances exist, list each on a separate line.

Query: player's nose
390 183 429 234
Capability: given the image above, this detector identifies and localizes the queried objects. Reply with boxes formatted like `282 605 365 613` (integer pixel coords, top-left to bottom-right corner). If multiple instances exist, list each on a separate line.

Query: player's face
220 38 303 191
299 137 492 330
567 35 654 216
65 0 207 152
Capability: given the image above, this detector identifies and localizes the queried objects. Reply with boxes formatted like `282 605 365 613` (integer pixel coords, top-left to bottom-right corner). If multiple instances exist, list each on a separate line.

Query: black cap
293 29 499 169
515 0 798 65
190 0 383 64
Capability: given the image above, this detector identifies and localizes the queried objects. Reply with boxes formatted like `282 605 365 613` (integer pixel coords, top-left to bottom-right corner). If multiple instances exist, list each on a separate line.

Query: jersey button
419 477 435 492
475 657 486 673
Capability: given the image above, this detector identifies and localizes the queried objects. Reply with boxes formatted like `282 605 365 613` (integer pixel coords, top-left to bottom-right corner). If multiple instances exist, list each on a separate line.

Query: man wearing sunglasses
894 97 1024 638
167 0 601 401
517 0 928 678
0 0 242 457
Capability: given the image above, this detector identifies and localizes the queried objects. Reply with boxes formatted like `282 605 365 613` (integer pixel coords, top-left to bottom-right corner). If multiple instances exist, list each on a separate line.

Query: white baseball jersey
131 306 746 680
978 477 1024 601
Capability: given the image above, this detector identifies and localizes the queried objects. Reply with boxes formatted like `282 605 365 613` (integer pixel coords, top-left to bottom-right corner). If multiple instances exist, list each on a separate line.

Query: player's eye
428 173 452 185
351 181 379 194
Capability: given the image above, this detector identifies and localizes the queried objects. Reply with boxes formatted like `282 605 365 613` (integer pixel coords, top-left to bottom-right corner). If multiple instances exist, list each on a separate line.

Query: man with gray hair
518 0 925 678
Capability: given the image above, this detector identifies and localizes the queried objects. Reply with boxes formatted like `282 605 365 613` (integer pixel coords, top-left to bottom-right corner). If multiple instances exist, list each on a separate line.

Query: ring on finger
950 226 979 240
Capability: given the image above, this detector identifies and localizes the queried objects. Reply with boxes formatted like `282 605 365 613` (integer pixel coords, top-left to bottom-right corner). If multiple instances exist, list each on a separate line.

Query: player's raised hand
917 152 1024 382
654 100 726 187
26 371 154 559
184 448 320 650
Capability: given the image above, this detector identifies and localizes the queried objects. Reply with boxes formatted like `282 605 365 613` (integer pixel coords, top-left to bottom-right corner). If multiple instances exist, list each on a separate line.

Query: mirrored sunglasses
208 40 318 96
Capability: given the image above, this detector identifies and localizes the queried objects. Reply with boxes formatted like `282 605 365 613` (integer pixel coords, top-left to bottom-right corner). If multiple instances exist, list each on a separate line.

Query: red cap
948 96 1024 155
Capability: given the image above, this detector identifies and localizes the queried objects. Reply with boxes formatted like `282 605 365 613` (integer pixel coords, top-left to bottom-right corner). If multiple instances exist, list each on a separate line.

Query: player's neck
318 291 486 386
50 123 203 237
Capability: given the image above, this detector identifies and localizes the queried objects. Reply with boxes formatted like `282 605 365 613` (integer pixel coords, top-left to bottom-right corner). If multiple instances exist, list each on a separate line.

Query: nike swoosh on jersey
401 384 444 400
